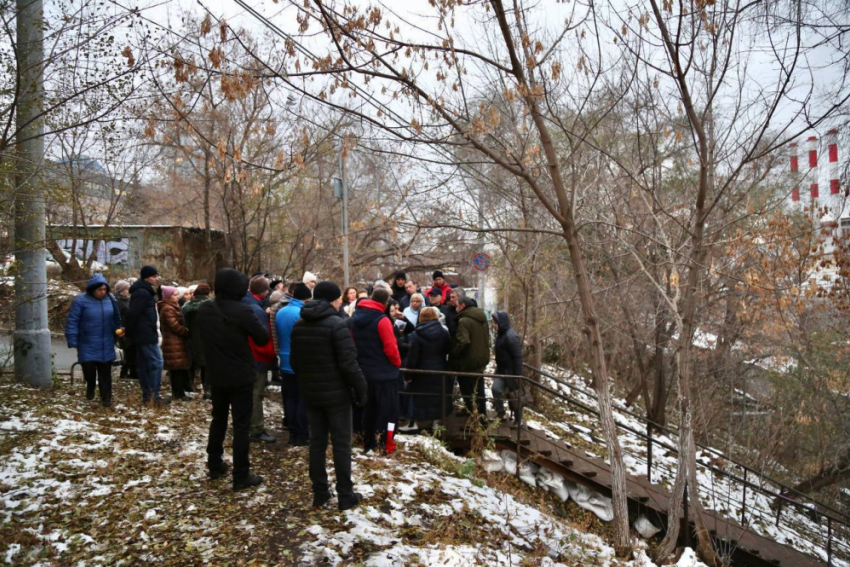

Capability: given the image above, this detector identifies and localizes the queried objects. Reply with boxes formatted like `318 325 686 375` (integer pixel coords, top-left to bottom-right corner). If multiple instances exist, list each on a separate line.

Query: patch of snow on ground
299 435 708 567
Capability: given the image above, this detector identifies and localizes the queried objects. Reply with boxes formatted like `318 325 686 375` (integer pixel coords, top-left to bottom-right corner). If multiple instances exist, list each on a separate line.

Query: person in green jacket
449 296 490 418
182 283 212 399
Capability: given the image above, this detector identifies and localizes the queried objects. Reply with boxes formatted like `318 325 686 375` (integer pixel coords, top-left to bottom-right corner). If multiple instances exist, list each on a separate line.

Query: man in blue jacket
125 266 167 406
65 274 122 406
275 283 313 446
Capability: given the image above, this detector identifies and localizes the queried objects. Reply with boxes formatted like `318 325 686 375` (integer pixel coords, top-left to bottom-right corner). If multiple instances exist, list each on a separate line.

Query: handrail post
776 492 783 526
440 370 446 425
646 421 653 482
741 468 748 527
516 377 523 480
684 480 691 549
828 515 833 567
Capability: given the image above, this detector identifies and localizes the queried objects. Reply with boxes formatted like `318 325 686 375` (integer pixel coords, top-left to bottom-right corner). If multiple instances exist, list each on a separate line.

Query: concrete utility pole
334 136 350 288
477 184 486 312
14 0 52 387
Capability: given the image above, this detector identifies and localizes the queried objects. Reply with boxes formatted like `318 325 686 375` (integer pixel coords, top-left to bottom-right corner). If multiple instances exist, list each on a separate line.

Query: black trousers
457 367 487 416
81 362 112 402
207 383 253 481
363 380 400 451
307 403 355 498
120 344 138 378
169 369 191 399
199 367 209 395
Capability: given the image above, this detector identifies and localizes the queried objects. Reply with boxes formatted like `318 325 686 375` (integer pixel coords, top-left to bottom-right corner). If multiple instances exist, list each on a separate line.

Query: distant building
45 157 143 227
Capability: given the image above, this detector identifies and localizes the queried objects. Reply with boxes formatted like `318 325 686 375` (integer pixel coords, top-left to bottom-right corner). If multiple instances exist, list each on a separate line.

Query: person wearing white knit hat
303 271 318 290
176 286 189 307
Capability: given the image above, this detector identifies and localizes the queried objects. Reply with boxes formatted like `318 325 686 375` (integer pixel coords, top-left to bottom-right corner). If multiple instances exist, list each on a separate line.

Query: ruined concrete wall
48 226 226 282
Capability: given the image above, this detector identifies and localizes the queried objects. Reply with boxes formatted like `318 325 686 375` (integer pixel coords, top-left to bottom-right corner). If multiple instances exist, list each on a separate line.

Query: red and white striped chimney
789 142 800 202
808 135 819 201
827 129 839 197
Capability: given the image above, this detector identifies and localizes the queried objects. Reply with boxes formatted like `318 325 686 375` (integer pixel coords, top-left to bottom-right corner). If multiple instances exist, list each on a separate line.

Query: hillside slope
0 375 707 566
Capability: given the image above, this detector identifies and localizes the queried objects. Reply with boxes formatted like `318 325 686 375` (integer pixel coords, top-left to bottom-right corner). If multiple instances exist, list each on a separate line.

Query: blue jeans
137 343 164 401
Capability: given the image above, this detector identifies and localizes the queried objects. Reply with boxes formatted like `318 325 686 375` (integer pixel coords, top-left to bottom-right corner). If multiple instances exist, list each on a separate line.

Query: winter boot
312 491 333 508
208 461 229 481
384 423 396 455
338 492 363 511
233 474 264 492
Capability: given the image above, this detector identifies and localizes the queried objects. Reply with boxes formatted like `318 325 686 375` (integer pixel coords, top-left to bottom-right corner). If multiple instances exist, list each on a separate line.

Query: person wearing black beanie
292 283 313 301
140 265 158 280
427 270 451 302
126 265 164 405
313 281 342 302
290 280 367 511
390 272 407 304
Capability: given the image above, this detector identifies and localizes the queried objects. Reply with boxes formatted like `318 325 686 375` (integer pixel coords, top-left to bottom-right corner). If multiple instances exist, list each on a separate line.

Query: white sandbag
634 514 661 538
479 449 504 473
500 450 518 475
536 468 570 502
518 461 539 487
569 484 614 522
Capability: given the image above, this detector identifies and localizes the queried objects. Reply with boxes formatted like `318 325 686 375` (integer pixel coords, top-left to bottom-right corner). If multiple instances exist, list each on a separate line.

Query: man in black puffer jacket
492 311 523 421
197 268 270 492
125 266 165 405
291 281 368 511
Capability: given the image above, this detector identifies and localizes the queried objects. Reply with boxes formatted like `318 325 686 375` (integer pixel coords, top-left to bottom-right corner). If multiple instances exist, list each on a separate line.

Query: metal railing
398 365 848 566
522 364 848 566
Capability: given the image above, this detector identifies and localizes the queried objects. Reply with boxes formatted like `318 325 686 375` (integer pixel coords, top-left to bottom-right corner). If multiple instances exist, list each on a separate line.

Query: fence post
516 378 523 480
684 480 691 549
646 422 653 482
828 516 833 567
441 371 447 425
775 493 783 527
741 468 748 527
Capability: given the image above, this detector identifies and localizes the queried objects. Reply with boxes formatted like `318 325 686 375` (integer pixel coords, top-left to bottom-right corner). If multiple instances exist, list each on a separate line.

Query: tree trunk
203 149 212 243
654 157 717 566
490 1 632 547
785 445 850 497
648 1 720 561
528 253 542 370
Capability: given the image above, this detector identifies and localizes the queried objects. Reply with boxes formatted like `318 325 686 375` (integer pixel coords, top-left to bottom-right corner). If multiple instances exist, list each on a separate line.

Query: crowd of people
64 266 525 508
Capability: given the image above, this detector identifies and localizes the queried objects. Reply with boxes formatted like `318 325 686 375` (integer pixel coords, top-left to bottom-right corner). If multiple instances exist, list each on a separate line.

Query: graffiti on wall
56 238 130 265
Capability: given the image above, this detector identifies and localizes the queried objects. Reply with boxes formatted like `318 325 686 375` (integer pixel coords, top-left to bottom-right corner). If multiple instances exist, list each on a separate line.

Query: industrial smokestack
789 142 800 202
808 135 819 201
827 130 839 194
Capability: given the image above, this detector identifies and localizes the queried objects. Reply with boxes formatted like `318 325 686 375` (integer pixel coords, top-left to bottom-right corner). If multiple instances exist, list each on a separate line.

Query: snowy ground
516 365 850 566
0 374 710 566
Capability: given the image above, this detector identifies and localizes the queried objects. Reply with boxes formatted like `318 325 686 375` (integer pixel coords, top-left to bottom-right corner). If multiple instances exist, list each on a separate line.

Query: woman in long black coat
405 307 451 425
